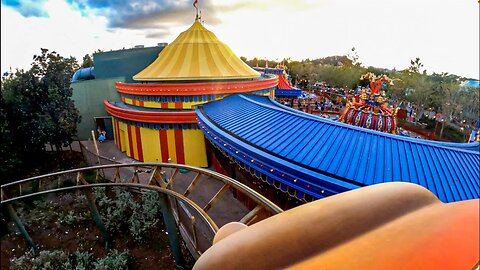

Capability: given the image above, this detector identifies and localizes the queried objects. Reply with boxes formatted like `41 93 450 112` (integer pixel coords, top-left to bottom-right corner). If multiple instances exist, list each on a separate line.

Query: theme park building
101 20 276 167
71 19 479 205
5 9 475 270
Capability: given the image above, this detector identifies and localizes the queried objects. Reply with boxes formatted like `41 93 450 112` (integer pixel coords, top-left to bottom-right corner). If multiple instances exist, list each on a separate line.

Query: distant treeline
240 55 479 127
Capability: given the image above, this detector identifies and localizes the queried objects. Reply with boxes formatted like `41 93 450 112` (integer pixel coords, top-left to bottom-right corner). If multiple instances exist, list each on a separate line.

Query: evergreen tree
81 54 94 68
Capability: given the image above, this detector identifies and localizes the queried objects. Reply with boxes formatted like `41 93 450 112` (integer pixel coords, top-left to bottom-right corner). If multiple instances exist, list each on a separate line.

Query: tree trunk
440 121 445 139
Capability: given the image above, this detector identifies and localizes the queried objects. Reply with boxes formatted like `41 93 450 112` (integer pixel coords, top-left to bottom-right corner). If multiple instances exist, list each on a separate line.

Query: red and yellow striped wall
122 94 273 109
112 118 208 167
121 96 210 109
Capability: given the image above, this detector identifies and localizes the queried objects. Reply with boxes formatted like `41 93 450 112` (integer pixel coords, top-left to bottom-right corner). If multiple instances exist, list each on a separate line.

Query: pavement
80 140 136 164
77 139 252 229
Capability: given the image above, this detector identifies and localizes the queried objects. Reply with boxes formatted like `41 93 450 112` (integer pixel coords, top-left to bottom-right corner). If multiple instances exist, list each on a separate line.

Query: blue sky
1 0 479 79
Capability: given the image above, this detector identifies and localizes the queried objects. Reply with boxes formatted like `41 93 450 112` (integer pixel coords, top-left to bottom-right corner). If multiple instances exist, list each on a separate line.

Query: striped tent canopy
133 20 260 81
276 75 301 97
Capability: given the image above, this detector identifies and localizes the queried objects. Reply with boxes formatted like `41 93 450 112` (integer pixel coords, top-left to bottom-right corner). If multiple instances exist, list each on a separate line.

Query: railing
1 163 282 262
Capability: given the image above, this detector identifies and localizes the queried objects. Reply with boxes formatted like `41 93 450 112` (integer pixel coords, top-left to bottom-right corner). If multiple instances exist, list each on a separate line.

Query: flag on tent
193 0 199 19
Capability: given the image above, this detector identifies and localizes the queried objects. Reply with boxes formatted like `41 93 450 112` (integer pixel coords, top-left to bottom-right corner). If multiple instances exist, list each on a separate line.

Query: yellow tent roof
133 20 260 81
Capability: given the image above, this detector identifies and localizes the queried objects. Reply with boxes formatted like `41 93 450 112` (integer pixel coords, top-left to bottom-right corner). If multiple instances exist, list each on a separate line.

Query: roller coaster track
1 163 282 266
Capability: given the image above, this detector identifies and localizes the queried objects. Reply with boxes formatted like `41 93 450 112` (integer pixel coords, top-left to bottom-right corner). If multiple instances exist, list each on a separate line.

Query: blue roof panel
196 94 480 202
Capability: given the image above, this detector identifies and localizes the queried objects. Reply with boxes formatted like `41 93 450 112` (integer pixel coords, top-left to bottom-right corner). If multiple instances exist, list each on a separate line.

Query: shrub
11 250 72 270
93 250 129 270
11 249 129 270
106 188 139 232
128 191 162 243
94 188 164 243
73 250 94 270
58 210 88 227
142 191 162 221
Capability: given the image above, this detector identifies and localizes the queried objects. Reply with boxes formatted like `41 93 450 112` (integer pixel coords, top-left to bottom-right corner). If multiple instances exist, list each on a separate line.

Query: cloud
63 0 321 31
1 0 161 74
59 0 321 31
1 0 49 17
214 0 322 12
1 0 478 78
145 28 171 39
66 0 221 30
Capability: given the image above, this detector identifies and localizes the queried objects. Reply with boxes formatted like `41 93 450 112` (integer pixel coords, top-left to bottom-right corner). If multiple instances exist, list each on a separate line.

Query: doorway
94 117 114 140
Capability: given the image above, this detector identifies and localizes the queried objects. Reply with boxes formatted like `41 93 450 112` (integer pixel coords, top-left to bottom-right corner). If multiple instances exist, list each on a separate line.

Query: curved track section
196 94 480 203
1 163 282 259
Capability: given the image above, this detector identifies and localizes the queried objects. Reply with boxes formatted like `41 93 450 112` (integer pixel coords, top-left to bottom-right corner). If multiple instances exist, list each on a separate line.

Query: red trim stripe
104 101 197 124
174 129 185 164
159 129 169 162
116 74 278 96
135 126 144 161
127 125 134 157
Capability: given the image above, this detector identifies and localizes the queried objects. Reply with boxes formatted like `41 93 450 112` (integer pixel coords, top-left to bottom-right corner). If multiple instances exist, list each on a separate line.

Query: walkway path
78 139 251 228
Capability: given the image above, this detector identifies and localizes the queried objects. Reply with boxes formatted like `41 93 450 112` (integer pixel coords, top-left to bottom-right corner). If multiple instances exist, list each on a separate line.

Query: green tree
81 54 94 68
0 48 80 182
347 47 361 67
408 57 424 73
241 55 476 129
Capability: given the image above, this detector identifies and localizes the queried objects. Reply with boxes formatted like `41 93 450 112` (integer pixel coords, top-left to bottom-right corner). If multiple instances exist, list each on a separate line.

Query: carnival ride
339 73 399 133
253 66 302 98
2 166 478 270
1 163 281 266
194 182 479 270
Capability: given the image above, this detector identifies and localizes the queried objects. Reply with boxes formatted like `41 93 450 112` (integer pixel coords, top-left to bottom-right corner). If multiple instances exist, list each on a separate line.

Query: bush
104 188 139 232
58 210 89 227
129 191 162 242
142 191 162 221
73 250 94 270
11 250 72 270
93 250 129 270
94 187 162 242
11 249 129 270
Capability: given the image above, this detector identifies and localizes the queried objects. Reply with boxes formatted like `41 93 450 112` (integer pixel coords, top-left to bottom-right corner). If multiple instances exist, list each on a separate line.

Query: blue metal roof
275 89 302 97
196 94 480 203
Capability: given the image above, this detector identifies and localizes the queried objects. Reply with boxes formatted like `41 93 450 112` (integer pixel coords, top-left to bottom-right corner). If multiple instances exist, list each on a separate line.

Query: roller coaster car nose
193 182 480 270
